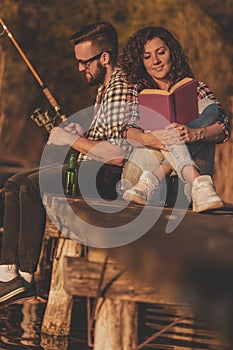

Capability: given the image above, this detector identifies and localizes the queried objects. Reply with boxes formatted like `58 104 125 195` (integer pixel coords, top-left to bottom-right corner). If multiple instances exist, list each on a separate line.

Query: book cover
138 78 199 131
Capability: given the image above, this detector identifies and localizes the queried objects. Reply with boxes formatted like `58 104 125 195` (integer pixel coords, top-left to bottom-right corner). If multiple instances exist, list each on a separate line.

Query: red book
138 77 198 131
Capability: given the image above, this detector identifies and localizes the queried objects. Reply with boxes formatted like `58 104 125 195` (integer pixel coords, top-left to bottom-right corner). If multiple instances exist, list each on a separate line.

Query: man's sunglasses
77 51 109 68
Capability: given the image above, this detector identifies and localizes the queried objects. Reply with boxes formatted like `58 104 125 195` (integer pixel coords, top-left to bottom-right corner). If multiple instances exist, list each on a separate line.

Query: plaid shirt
78 69 132 162
197 82 230 142
122 81 231 143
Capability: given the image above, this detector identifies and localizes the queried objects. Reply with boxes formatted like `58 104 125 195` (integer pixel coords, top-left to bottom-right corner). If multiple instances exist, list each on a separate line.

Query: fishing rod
0 18 67 132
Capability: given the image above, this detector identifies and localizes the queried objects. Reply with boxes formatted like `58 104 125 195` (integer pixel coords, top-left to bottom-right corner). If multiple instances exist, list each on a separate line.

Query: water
0 296 227 350
0 239 229 350
0 297 91 350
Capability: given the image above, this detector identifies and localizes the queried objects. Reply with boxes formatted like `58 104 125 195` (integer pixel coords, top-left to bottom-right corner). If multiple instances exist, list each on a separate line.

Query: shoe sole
123 191 147 205
0 292 36 308
193 200 224 213
8 294 37 304
0 286 26 303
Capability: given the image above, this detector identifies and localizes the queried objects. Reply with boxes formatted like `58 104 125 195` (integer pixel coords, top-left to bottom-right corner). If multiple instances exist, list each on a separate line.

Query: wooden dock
40 193 233 349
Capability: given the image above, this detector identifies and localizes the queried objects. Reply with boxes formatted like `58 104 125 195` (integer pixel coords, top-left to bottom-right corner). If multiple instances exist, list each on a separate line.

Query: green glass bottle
65 153 77 196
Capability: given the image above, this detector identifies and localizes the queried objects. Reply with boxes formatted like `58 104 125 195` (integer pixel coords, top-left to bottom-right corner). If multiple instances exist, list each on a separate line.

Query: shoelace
193 182 215 200
135 177 159 195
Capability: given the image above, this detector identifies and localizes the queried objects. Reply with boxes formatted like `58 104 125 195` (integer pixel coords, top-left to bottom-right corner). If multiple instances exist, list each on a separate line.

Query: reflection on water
0 297 91 350
0 297 227 350
20 300 43 346
0 299 44 349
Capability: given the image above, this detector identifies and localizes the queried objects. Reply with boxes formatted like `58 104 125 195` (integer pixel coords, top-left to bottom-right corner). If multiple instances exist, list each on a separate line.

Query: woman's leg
121 148 164 192
187 101 219 175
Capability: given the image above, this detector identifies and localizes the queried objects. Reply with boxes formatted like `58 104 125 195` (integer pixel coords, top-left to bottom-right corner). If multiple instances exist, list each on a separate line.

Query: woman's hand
143 130 169 150
165 122 203 143
150 128 182 147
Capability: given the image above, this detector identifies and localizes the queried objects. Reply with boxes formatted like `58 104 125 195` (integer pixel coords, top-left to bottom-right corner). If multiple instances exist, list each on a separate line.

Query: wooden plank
41 238 82 336
44 216 60 238
63 257 188 306
93 298 138 350
141 304 225 349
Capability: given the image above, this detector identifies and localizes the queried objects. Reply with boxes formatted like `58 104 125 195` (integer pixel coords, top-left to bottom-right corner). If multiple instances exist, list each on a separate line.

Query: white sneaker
122 170 162 205
0 264 18 282
191 175 224 212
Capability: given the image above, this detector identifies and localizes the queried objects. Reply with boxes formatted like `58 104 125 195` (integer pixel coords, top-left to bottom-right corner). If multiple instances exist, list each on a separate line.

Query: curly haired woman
120 26 230 212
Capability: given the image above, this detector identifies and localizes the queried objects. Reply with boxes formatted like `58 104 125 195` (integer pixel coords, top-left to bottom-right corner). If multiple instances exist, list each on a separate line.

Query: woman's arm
196 82 231 143
122 84 168 150
165 82 231 144
165 121 226 144
195 122 226 143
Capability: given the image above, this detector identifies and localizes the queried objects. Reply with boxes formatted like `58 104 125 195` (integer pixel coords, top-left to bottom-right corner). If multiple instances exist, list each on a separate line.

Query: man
0 21 130 304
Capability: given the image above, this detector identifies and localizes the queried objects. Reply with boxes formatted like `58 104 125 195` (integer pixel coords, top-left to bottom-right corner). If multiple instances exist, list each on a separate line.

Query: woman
120 26 230 212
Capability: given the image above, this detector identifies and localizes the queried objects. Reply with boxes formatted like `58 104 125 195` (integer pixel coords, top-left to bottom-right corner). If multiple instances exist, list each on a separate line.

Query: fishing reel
30 108 61 133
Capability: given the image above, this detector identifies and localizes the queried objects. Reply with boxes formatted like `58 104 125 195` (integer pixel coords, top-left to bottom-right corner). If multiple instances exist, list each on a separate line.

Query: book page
170 77 194 94
139 77 194 96
139 89 170 96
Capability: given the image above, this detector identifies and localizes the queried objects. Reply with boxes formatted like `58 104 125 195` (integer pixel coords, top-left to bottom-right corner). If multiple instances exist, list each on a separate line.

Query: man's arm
72 135 125 165
47 126 125 166
126 127 168 150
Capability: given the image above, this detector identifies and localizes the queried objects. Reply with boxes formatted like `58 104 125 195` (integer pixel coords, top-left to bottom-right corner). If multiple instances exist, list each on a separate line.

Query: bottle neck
68 154 76 169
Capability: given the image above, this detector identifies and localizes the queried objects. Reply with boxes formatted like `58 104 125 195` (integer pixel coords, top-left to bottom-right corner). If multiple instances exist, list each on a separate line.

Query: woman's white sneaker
122 170 162 205
191 175 224 212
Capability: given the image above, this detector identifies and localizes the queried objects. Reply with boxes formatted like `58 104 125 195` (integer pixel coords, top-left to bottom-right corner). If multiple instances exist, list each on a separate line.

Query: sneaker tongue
193 175 210 186
143 171 160 186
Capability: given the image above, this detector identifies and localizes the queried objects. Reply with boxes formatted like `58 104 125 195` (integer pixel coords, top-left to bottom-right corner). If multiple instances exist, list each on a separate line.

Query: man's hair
69 21 118 64
120 26 194 91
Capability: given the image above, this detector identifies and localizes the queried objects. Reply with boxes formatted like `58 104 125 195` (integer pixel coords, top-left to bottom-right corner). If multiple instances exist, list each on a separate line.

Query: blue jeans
163 102 219 178
186 102 219 176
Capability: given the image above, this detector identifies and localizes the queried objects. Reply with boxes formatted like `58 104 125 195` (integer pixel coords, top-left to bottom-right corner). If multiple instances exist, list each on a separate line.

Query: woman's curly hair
120 26 194 91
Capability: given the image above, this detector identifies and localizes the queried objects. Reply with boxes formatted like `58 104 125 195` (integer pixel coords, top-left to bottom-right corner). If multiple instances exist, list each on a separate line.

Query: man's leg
17 164 66 273
76 160 122 200
0 164 65 303
0 167 42 303
1 168 41 269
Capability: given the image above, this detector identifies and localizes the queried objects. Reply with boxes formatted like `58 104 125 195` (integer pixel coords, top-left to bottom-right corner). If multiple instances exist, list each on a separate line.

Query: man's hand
47 126 79 146
64 122 84 135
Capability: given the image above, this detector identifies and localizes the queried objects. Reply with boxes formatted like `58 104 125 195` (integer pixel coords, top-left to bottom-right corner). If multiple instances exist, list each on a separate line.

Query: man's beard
87 62 107 86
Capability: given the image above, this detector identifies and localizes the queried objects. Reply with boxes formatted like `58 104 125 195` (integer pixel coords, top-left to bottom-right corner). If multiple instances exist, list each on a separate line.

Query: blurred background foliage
0 0 232 201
